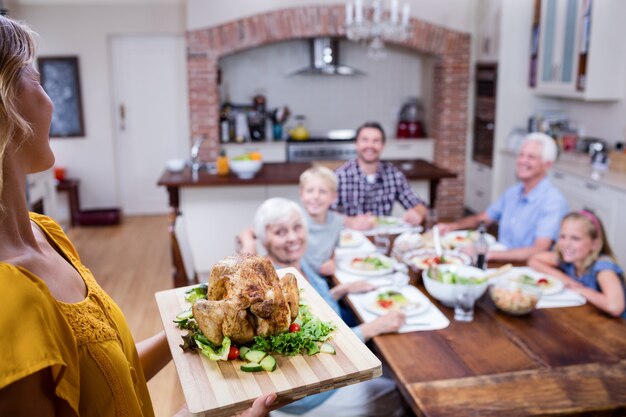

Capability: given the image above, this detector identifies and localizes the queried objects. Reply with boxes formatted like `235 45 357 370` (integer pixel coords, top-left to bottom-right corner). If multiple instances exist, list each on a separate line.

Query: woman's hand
331 280 377 299
318 259 335 276
236 393 277 417
359 310 406 341
237 228 257 255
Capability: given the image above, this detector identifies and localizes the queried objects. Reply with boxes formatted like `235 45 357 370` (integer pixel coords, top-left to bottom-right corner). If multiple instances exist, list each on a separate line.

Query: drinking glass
374 233 391 256
454 285 475 322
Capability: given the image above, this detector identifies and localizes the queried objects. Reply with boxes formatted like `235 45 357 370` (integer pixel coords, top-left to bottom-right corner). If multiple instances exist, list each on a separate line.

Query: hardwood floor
67 215 185 417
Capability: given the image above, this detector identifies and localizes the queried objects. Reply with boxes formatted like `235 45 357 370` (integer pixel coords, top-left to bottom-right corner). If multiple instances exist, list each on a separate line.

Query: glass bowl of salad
489 279 542 316
421 264 488 307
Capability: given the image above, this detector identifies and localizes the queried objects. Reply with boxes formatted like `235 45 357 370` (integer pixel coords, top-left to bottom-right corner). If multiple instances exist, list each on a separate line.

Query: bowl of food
489 279 542 316
392 231 423 260
403 249 471 273
421 264 488 307
229 153 263 179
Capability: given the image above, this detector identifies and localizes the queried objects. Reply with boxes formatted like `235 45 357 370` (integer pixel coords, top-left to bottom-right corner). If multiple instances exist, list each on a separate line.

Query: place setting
361 215 423 237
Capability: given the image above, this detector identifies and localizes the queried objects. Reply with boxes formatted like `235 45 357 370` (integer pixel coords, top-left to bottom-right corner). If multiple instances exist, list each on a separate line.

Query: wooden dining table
335 236 626 417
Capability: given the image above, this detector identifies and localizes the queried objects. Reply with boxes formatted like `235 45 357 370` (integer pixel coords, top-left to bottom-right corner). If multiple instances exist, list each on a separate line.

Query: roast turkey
192 254 300 345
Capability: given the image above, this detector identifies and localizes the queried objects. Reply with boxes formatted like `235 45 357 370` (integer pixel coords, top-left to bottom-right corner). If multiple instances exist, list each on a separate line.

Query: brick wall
186 6 470 219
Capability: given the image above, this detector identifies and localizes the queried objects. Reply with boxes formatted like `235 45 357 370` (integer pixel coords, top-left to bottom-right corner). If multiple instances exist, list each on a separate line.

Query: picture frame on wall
38 56 86 138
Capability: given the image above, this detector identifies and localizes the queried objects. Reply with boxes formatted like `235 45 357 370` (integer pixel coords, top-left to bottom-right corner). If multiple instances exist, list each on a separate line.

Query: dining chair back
170 213 198 287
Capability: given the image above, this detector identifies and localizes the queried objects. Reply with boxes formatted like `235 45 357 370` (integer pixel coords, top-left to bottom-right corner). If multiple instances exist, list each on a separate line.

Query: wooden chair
169 213 198 287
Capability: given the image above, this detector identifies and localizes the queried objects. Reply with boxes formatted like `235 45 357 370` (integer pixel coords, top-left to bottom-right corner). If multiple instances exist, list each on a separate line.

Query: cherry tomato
227 346 240 361
537 278 549 286
377 299 393 309
289 323 301 333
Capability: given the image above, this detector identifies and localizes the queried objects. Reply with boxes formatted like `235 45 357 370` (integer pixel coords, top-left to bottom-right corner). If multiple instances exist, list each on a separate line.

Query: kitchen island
158 160 455 275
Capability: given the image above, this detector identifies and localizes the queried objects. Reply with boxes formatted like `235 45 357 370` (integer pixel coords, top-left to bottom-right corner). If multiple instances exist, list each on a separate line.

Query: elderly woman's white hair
254 197 308 246
521 132 558 163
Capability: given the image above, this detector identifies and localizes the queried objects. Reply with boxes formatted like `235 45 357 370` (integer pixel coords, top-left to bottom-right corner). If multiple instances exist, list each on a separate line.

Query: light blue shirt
486 178 568 249
303 210 343 274
274 261 364 414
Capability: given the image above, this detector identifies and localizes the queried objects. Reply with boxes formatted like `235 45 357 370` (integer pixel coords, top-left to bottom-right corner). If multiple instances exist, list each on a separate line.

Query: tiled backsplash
219 39 426 136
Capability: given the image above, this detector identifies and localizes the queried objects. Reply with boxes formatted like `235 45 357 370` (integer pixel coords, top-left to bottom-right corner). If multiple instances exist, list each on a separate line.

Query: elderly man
334 122 428 230
438 132 569 263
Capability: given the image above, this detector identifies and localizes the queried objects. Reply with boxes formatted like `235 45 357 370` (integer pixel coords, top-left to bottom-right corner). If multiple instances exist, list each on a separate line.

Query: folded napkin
335 269 449 332
537 289 586 309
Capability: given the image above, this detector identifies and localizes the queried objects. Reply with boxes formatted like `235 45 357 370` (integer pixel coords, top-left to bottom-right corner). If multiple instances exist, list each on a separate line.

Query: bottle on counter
474 222 488 270
216 149 229 176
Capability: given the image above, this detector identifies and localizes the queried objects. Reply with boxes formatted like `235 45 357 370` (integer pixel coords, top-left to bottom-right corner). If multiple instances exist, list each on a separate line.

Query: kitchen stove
287 138 356 162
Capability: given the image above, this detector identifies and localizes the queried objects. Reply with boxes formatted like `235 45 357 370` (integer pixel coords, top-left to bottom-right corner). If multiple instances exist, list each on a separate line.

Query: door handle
119 103 126 131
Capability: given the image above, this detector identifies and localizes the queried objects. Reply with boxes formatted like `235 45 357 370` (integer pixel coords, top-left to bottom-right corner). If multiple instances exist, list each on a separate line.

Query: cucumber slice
174 309 193 322
260 355 277 372
306 342 320 356
239 346 250 360
244 349 267 363
320 343 336 355
240 362 263 372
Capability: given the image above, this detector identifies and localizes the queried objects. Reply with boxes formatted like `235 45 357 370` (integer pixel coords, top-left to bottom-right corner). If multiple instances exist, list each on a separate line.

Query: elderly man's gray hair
254 197 308 245
521 132 558 163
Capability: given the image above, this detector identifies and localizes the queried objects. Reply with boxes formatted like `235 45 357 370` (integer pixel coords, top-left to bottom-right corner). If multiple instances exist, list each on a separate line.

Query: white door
111 35 189 215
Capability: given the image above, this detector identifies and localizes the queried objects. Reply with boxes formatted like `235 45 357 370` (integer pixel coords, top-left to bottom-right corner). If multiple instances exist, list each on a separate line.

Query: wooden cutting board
155 267 382 416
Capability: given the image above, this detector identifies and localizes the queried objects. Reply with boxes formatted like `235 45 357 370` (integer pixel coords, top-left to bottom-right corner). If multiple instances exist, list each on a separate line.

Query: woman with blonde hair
0 15 275 416
529 210 625 318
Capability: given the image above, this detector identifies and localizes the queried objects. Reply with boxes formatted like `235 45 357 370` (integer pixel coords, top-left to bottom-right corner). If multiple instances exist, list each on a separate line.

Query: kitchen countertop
157 159 455 188
500 149 626 194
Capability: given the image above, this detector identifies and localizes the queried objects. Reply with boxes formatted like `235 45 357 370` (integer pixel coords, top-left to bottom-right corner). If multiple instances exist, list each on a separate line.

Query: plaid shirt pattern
333 159 424 216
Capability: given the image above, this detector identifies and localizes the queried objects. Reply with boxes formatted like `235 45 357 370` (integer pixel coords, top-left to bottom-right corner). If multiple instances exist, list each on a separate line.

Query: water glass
374 233 391 256
454 286 475 322
426 207 438 231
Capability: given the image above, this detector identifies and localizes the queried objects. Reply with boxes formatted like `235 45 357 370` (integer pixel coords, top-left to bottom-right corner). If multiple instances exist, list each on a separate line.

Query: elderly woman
241 197 408 417
0 15 275 417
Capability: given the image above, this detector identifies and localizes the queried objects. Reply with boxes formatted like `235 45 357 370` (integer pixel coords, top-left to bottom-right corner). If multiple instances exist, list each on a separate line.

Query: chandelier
345 0 411 59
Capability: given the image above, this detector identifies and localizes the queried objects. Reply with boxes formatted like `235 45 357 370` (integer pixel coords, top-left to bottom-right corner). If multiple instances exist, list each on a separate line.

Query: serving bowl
489 279 541 315
422 264 488 307
229 159 263 179
166 159 186 173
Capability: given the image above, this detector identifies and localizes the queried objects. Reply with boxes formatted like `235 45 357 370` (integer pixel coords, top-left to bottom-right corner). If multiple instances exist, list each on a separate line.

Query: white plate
339 230 365 248
374 216 406 229
403 249 471 271
393 231 423 253
442 230 496 249
340 254 395 277
362 287 431 316
503 269 564 296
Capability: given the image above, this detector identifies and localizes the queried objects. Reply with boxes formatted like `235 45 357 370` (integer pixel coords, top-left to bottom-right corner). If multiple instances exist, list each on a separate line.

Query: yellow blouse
0 213 155 417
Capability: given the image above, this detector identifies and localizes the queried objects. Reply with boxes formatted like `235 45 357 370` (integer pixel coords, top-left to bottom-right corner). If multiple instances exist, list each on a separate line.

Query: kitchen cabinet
475 0 501 62
611 193 626 267
381 139 434 162
465 161 493 213
550 168 626 266
530 0 625 100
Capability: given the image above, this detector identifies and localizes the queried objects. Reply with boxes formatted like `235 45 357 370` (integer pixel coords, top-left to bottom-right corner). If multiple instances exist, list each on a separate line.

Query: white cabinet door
611 193 626 267
550 170 613 225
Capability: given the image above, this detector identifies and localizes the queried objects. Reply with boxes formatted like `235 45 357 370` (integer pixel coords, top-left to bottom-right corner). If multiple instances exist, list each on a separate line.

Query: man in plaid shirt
334 122 428 230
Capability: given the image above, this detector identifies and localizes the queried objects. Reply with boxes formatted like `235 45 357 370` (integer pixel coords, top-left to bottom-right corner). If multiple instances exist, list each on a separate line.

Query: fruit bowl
229 159 263 179
421 264 488 307
489 279 541 316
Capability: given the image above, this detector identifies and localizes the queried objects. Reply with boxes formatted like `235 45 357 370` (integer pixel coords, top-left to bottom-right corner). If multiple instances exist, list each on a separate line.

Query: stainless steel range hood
291 37 364 76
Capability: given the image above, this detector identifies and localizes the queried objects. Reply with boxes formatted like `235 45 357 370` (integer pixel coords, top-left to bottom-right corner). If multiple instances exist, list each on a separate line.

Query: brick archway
186 6 469 218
